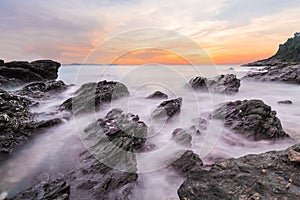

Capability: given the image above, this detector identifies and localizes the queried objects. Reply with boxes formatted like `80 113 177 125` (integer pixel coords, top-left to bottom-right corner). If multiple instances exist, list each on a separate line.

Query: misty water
0 64 299 199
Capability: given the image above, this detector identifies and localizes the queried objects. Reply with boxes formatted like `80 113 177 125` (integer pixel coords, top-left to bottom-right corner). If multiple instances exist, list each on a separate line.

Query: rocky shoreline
0 58 299 199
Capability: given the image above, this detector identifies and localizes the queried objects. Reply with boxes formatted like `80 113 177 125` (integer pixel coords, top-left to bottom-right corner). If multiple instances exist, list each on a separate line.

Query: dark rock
68 109 147 199
188 74 241 94
146 91 168 99
178 144 300 200
0 89 62 162
278 100 293 104
8 179 70 200
60 80 129 115
211 99 289 140
151 97 182 119
171 128 192 147
0 60 61 89
16 80 68 99
243 65 300 84
0 59 4 65
171 150 203 177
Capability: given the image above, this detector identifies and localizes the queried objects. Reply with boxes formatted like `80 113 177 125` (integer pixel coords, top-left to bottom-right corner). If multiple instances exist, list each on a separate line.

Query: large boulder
0 89 62 162
0 60 61 89
151 97 182 119
211 99 289 140
178 144 300 200
7 179 70 200
67 109 147 199
16 80 68 99
60 80 129 115
188 74 241 94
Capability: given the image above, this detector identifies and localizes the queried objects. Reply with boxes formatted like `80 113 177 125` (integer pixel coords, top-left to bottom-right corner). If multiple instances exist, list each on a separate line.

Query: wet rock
146 91 168 99
0 89 62 162
178 144 300 200
0 59 4 65
211 99 289 140
171 128 192 147
8 179 70 200
68 109 147 199
60 80 129 115
171 150 203 177
243 65 300 84
0 60 61 89
16 80 68 99
188 74 241 94
278 100 293 104
288 150 300 163
151 97 182 119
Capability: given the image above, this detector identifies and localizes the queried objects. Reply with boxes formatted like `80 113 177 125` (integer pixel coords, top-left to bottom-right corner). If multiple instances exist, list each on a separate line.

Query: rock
171 128 193 147
0 59 61 89
60 80 129 115
288 150 300 163
16 80 68 99
8 179 70 200
178 144 300 200
188 74 241 94
170 150 203 177
0 59 4 65
0 89 62 162
68 109 147 199
278 100 293 104
146 91 168 99
151 97 182 119
243 65 300 84
211 99 289 140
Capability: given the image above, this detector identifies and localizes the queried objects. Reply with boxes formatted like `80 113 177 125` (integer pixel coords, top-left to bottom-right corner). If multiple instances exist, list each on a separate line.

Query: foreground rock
16 80 68 99
211 99 289 140
188 74 241 94
0 89 61 162
178 144 300 199
151 98 182 119
7 179 70 200
0 60 61 89
244 64 300 84
67 109 147 199
146 91 168 99
60 81 129 115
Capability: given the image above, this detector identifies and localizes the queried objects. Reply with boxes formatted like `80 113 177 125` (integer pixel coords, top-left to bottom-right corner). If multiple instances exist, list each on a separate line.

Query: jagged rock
68 109 147 199
146 91 168 99
16 80 68 99
288 150 300 163
211 99 289 140
188 74 241 94
178 144 300 200
0 60 61 89
170 150 203 177
60 81 129 115
244 65 300 84
278 100 293 104
151 97 182 119
0 89 62 162
7 179 70 200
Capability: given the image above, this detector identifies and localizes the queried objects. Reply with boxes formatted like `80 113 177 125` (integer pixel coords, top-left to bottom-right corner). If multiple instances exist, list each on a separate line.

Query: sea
0 64 299 199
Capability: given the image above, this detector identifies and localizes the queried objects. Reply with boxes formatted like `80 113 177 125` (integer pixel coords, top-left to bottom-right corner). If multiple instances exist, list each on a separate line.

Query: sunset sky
1 0 300 65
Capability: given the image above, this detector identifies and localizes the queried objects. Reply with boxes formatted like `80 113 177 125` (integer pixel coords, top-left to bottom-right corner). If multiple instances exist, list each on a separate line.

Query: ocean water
0 64 299 199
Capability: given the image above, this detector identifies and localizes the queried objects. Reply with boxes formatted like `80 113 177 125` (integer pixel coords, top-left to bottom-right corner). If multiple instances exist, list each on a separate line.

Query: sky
1 0 300 65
